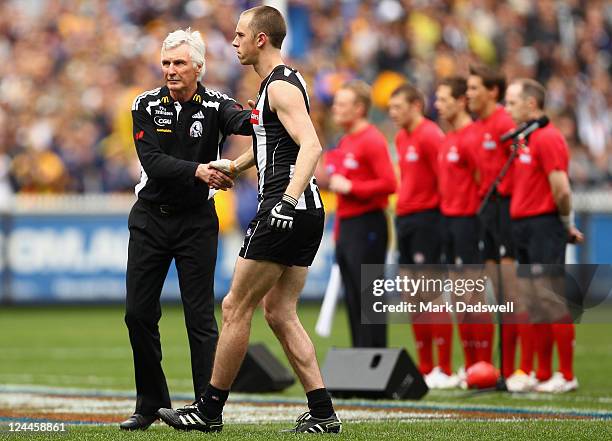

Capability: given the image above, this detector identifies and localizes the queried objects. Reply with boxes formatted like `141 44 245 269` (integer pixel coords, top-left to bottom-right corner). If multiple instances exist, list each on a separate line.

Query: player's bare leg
158 257 342 433
262 265 324 392
211 257 285 389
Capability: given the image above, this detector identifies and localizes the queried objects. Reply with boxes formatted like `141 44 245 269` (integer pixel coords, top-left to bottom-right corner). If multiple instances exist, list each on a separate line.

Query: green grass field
0 303 611 440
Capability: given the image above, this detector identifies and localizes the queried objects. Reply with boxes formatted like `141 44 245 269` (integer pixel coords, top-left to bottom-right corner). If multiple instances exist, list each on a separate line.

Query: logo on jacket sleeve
190 121 203 137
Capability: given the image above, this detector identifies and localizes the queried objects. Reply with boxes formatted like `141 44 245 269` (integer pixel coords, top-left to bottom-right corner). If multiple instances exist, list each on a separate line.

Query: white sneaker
456 366 468 390
425 366 461 389
535 372 579 393
506 369 538 392
436 371 461 389
424 367 442 389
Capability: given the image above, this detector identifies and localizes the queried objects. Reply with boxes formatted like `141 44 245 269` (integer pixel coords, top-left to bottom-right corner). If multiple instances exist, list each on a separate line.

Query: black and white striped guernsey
250 65 323 217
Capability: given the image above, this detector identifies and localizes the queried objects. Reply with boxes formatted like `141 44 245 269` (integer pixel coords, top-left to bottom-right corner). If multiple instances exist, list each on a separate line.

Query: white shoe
506 369 538 392
436 371 461 389
456 366 468 390
424 367 442 389
535 372 579 393
425 366 461 389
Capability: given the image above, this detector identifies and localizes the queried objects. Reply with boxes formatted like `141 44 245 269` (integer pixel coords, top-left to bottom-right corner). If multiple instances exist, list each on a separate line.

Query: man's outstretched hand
196 163 234 190
209 159 239 178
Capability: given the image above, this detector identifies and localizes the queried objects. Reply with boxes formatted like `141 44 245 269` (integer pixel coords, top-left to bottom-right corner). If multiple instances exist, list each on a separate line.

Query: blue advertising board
1 213 334 303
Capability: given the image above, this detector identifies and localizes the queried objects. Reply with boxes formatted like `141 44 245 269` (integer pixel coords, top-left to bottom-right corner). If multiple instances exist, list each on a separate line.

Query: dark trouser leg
125 202 172 415
337 211 388 348
335 244 361 347
173 203 219 399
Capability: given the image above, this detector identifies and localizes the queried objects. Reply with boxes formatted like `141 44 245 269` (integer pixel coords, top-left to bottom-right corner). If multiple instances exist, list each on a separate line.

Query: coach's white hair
161 27 206 81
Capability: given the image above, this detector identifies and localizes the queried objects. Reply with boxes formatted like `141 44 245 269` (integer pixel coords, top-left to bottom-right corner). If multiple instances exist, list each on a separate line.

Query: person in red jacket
434 76 482 388
388 83 448 387
505 78 583 393
328 80 396 347
467 65 516 380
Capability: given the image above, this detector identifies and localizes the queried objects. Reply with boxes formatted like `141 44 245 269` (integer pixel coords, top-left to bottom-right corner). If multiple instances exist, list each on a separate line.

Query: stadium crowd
0 0 610 195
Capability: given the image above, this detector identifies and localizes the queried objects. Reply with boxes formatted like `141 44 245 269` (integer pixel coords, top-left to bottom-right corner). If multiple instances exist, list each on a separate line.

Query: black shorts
512 214 566 265
441 215 482 264
479 195 515 260
396 209 441 264
239 209 325 267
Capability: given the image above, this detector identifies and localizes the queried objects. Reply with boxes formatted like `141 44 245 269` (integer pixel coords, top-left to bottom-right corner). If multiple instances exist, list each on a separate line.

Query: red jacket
325 124 396 219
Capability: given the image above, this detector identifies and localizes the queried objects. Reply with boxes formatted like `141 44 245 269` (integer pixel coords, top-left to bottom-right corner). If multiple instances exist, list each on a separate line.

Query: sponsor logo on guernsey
406 145 419 162
446 145 459 162
519 146 532 163
482 133 497 150
192 111 205 119
190 120 203 137
343 153 359 170
250 109 260 125
155 109 173 116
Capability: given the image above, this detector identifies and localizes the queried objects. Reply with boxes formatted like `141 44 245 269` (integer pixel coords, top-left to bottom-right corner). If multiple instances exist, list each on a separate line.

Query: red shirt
510 123 569 219
395 118 444 216
326 124 396 220
472 106 516 198
438 123 480 216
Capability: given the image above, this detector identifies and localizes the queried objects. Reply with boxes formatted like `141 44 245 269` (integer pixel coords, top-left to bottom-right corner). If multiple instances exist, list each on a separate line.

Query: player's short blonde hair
161 27 206 81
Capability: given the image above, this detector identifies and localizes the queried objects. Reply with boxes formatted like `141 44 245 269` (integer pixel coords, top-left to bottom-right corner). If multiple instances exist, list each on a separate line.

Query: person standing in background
388 83 446 386
466 65 516 379
434 76 481 388
328 80 396 348
505 78 583 393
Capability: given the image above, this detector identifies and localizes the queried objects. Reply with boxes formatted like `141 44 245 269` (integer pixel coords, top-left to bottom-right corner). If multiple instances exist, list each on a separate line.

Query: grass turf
0 303 611 439
1 421 612 441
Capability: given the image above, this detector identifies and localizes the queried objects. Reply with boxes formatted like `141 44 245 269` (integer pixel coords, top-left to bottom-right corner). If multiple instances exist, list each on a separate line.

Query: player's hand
329 174 352 195
268 194 297 232
567 226 584 244
209 159 239 178
247 99 256 109
196 163 234 190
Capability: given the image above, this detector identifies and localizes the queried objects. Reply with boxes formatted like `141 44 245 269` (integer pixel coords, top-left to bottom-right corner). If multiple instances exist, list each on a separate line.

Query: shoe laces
289 411 311 430
295 411 310 422
176 401 199 414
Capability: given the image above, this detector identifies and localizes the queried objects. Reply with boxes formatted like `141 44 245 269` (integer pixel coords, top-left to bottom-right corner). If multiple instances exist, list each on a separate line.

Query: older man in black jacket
120 27 250 431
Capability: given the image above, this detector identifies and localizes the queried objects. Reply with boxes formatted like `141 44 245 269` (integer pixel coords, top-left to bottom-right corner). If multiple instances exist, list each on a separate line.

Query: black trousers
125 198 219 415
336 210 388 348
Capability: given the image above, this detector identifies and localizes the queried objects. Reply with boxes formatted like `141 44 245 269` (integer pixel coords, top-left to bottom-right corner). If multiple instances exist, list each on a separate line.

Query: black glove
268 194 298 232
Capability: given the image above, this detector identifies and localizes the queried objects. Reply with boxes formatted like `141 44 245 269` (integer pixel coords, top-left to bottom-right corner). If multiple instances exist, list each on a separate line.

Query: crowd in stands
0 0 610 195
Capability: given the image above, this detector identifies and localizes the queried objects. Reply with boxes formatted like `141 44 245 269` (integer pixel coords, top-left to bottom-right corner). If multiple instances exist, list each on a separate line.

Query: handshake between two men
196 158 297 233
195 159 238 192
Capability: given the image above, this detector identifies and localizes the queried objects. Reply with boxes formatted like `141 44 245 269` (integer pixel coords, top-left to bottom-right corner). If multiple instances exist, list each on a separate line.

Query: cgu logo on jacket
154 116 172 126
190 121 203 137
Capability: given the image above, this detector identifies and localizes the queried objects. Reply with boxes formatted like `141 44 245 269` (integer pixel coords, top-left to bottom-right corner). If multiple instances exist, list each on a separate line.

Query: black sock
306 388 334 419
198 384 229 419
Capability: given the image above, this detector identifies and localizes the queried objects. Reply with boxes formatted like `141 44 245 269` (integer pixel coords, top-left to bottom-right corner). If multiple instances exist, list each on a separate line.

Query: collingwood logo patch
190 121 203 137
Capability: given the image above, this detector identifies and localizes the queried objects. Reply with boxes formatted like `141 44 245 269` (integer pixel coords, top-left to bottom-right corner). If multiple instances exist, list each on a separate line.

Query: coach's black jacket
131 83 251 207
